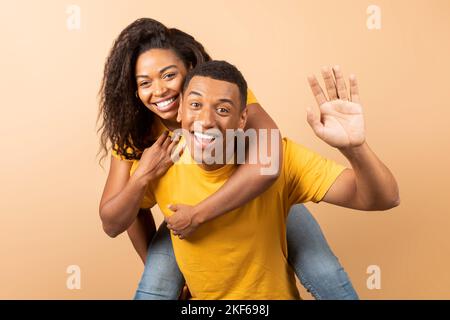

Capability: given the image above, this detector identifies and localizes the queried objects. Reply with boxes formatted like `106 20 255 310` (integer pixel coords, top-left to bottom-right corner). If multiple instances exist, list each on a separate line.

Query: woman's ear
176 93 183 123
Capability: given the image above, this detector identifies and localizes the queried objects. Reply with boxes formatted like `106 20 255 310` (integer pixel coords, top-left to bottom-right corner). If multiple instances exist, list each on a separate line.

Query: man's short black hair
182 60 248 109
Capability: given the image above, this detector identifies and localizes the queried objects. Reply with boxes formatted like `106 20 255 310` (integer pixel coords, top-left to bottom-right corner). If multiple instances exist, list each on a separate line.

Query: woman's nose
152 80 168 97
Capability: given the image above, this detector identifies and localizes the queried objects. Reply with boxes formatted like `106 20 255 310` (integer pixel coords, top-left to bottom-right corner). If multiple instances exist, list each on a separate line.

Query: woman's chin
148 105 178 121
145 94 181 122
159 109 178 122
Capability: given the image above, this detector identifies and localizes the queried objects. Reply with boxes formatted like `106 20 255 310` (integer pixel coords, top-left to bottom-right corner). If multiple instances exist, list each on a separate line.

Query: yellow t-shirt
130 138 346 300
112 88 258 160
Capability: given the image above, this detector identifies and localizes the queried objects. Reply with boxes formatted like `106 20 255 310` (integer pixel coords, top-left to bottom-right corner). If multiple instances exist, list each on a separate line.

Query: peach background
0 0 449 299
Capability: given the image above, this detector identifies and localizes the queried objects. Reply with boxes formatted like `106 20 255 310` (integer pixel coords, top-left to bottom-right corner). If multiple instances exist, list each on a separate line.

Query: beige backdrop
1 0 449 299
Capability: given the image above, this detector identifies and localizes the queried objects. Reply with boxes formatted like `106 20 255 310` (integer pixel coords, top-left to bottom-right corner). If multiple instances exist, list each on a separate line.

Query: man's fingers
332 65 348 101
307 75 327 106
168 204 178 212
172 228 189 239
321 66 338 100
165 217 175 230
349 74 360 103
306 107 325 139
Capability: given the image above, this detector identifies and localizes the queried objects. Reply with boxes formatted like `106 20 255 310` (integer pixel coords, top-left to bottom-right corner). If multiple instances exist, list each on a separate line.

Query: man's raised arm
306 66 399 211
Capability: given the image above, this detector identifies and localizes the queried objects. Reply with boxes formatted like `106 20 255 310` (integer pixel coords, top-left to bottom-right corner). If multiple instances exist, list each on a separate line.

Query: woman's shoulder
112 117 167 161
111 143 141 161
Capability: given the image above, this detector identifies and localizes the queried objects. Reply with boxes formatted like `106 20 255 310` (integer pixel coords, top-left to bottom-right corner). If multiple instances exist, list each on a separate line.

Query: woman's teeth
155 96 176 110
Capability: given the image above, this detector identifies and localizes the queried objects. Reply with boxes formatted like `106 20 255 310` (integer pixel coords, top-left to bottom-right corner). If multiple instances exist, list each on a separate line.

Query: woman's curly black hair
97 18 211 164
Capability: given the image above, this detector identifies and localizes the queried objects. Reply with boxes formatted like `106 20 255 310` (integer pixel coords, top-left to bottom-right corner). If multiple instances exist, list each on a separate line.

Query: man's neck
198 162 227 171
197 152 238 172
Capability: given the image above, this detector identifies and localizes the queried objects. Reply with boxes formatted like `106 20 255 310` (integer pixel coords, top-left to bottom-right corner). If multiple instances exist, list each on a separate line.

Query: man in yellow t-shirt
131 61 399 299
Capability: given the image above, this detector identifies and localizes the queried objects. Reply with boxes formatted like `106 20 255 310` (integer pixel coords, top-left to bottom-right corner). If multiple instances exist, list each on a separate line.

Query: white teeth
155 96 175 108
194 132 216 141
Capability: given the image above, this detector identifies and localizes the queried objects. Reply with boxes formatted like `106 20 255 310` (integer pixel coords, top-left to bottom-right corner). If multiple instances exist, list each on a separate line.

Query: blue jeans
286 204 358 299
134 204 359 300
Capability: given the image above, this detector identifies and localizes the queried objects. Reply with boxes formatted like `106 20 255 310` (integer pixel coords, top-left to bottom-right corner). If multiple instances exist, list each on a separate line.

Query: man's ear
239 107 248 130
176 93 183 123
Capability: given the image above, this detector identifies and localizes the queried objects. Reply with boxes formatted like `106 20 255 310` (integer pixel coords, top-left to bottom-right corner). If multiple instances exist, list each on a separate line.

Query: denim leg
134 222 185 300
286 204 359 300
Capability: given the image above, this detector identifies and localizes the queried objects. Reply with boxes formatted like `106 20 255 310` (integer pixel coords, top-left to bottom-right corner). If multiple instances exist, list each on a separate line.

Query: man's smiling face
180 76 247 170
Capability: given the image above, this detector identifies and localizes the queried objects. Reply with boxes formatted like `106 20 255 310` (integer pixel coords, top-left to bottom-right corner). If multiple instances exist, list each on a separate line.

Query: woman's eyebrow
159 65 177 74
136 65 178 78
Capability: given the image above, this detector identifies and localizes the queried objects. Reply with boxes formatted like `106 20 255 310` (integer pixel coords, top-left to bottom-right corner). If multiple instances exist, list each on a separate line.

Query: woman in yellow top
98 18 358 299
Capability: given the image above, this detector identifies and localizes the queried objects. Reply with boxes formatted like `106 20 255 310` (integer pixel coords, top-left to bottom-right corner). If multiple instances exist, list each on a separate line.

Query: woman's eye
190 102 201 108
164 73 176 80
140 81 151 87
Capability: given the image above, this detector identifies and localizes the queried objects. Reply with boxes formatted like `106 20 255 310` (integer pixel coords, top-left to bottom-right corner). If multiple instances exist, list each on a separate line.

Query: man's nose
199 107 216 128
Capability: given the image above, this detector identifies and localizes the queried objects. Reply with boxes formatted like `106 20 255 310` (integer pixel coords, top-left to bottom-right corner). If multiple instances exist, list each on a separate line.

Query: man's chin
185 142 222 165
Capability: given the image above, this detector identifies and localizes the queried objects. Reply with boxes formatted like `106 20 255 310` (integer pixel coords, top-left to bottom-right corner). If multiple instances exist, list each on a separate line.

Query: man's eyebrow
187 90 203 97
187 92 236 106
136 65 177 78
218 98 235 107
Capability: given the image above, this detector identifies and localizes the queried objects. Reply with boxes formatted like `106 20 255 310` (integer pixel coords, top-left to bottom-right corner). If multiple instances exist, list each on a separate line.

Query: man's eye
190 102 201 108
217 107 229 114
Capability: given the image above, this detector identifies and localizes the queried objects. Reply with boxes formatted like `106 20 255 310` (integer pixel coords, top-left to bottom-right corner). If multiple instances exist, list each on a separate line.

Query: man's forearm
340 142 400 210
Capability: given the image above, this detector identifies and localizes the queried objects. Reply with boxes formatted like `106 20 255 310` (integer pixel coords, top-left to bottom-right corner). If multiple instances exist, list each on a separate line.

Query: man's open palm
307 66 365 149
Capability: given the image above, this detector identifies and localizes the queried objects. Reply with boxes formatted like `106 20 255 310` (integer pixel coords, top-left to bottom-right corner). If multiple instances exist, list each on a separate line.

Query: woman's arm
99 156 150 238
127 208 156 263
99 155 154 263
99 131 179 238
165 103 283 238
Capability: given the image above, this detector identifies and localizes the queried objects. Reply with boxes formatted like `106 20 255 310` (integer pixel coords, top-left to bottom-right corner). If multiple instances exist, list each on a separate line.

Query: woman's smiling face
135 48 188 122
